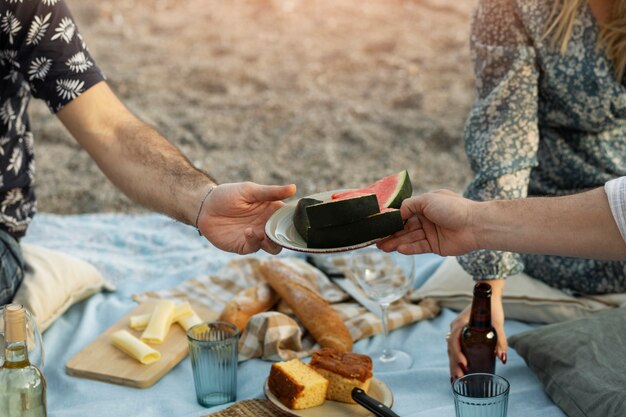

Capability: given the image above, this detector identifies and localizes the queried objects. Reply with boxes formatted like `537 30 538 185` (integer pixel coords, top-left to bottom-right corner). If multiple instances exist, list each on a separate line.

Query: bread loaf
259 259 353 352
218 283 278 331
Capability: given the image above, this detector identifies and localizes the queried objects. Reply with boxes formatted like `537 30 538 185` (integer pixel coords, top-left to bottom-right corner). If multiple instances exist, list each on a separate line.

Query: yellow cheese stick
141 300 175 344
130 302 194 330
129 313 151 331
111 329 161 365
177 310 203 332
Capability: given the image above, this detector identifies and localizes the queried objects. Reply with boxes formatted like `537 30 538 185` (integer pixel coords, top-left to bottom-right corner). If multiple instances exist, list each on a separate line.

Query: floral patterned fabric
0 0 105 238
458 0 626 294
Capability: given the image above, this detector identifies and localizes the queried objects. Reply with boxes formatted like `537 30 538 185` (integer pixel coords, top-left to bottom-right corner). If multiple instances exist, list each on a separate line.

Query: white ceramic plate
263 377 393 417
265 190 382 254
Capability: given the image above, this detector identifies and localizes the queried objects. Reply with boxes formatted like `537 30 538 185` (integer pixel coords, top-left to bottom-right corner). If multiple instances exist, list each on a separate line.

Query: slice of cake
309 348 373 403
268 359 329 410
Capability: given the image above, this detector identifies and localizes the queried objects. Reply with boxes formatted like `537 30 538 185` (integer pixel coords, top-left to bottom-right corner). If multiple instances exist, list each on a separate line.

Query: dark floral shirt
458 0 626 292
0 0 105 238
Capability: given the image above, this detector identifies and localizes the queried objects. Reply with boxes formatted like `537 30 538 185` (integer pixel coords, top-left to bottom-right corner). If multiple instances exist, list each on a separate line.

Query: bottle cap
4 304 26 343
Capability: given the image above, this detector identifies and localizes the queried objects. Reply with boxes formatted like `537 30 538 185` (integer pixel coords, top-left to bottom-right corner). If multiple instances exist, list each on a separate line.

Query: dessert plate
263 377 393 417
265 190 381 254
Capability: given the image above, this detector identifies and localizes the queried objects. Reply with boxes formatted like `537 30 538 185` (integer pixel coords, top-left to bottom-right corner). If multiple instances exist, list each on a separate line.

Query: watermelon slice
331 170 412 210
306 194 379 229
306 209 403 249
293 194 380 243
293 197 322 242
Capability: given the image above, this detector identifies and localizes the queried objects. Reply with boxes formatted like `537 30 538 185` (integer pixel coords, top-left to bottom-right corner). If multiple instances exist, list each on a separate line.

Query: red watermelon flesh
331 170 412 210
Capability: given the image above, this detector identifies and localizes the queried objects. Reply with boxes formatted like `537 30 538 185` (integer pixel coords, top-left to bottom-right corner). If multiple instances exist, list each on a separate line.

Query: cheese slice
141 300 175 344
177 310 203 332
129 313 151 330
130 302 194 330
111 329 161 365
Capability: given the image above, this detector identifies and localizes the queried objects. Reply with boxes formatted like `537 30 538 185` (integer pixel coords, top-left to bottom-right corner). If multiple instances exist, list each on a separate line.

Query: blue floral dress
458 0 626 295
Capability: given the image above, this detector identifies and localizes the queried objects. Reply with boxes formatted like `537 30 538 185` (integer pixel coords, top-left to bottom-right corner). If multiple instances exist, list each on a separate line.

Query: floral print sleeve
0 0 105 237
457 0 541 280
5 0 105 113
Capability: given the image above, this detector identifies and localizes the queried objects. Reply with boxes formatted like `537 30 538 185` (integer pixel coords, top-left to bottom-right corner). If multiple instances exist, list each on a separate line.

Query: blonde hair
544 0 626 80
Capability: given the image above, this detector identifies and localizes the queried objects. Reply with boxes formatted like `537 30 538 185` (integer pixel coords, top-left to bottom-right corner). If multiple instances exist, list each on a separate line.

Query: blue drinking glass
187 321 239 407
452 373 510 417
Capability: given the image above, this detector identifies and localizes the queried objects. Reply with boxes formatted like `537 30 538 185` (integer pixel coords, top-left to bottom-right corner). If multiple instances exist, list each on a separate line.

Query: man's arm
57 81 296 254
474 187 626 260
57 81 210 225
378 187 626 261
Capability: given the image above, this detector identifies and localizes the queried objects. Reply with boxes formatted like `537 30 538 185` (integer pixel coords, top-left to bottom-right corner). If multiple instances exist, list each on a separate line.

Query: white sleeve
605 177 626 243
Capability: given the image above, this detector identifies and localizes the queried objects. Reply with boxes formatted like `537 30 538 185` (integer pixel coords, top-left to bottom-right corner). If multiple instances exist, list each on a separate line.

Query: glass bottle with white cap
0 304 47 417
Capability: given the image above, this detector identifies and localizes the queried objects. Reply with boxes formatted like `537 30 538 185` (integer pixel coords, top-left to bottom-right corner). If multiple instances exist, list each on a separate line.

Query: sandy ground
31 0 477 214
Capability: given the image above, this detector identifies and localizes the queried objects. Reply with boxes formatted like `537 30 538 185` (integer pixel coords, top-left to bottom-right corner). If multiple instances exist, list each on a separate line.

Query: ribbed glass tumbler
452 373 510 417
187 321 239 408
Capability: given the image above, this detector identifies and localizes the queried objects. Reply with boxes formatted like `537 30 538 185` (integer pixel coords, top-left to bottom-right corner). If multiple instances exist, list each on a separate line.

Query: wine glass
348 246 416 372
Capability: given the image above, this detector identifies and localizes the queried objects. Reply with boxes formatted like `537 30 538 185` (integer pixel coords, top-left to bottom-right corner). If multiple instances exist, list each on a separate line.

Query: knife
306 255 382 317
352 387 401 417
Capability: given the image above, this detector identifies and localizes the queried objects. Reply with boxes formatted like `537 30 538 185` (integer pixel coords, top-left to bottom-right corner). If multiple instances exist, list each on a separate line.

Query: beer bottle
460 282 497 374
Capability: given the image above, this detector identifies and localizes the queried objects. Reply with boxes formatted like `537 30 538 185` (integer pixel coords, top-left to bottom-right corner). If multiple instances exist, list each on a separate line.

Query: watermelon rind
293 197 322 242
306 209 403 249
306 194 379 229
384 170 412 209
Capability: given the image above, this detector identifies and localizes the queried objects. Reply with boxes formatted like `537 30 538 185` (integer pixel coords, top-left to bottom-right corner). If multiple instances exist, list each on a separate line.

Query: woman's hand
448 280 508 382
198 182 296 254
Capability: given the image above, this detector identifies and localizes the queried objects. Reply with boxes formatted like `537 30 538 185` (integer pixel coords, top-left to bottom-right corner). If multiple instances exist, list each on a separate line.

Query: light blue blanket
22 213 565 417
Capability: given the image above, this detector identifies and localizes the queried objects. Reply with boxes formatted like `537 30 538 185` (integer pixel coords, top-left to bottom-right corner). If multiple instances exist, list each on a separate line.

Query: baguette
218 282 279 331
259 259 353 352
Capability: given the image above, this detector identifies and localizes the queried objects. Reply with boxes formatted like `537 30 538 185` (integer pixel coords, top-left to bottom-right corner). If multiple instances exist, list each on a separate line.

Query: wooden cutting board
66 301 217 388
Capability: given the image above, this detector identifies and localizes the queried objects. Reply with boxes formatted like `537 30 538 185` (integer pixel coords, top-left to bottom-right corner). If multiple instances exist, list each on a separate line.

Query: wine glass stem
379 302 394 361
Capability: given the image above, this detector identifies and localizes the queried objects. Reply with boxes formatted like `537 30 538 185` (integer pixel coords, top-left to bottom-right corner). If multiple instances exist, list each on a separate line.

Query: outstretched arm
57 81 295 254
57 82 212 224
378 186 626 261
471 187 625 260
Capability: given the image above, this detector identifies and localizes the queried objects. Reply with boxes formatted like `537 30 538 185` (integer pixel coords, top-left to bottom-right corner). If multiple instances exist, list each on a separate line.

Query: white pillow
410 257 626 324
12 244 114 332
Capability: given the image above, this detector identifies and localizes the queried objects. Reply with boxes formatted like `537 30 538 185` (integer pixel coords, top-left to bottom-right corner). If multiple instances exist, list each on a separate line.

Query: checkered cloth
134 257 439 361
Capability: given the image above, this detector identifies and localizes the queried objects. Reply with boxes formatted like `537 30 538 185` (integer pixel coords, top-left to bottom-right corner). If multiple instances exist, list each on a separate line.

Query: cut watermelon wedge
306 208 403 248
331 170 412 209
